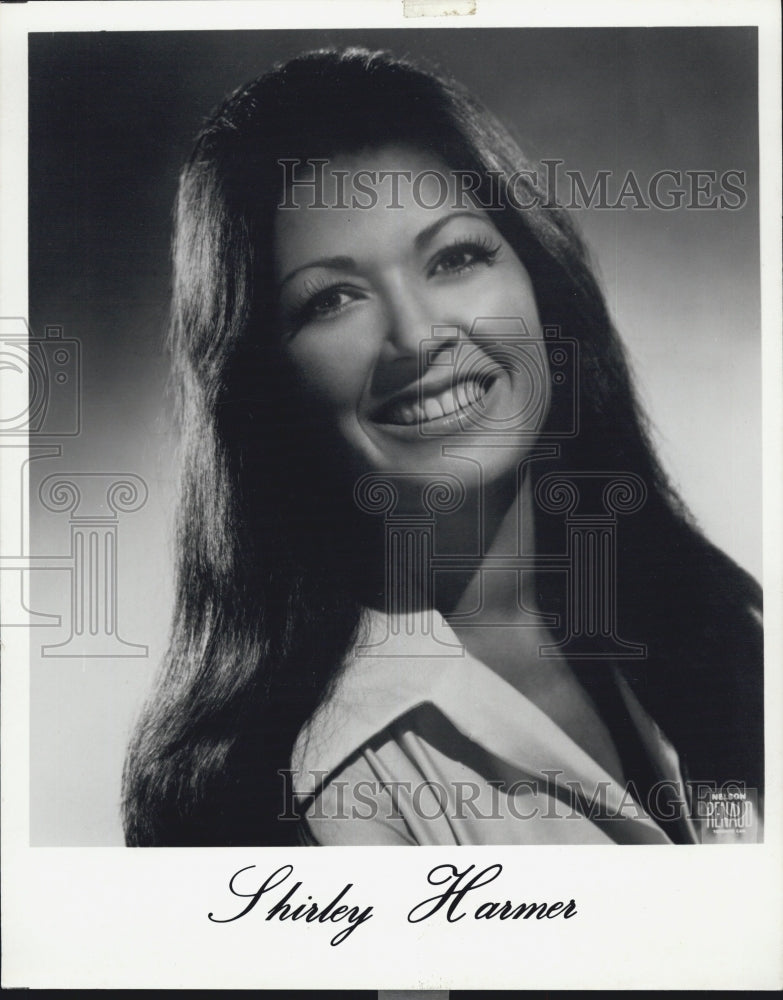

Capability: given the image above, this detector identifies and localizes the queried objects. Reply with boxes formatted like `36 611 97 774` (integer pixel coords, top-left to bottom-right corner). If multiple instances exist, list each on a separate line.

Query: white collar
292 606 694 840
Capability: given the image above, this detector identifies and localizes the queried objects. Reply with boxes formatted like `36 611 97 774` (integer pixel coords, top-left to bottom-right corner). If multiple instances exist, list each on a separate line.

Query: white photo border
2 0 781 990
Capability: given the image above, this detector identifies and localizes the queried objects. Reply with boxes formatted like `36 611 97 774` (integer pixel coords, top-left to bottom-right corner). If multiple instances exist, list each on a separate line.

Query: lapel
292 607 695 843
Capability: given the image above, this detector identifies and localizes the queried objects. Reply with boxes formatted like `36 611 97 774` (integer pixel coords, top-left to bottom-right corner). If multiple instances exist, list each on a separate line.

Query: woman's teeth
383 379 489 426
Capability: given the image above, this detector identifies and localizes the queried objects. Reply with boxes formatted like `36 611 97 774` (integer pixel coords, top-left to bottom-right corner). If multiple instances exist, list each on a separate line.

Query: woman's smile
274 145 549 483
371 370 498 428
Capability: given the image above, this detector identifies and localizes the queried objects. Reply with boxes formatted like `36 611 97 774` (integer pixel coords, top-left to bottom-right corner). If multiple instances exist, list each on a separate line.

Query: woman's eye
294 284 363 326
309 288 353 316
429 238 501 277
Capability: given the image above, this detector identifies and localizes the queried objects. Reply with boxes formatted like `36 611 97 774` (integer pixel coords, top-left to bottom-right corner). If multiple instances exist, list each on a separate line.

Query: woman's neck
346 465 542 625
434 472 541 625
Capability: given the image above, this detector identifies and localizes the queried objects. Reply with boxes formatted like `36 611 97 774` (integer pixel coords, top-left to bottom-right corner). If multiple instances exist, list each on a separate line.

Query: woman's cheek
284 330 375 413
490 272 539 319
446 269 537 328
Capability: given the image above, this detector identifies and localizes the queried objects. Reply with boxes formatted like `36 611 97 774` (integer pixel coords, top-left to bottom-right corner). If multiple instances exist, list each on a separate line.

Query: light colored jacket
292 607 701 845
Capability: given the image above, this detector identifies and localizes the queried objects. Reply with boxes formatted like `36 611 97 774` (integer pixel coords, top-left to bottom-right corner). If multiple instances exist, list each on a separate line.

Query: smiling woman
275 148 545 485
121 47 763 847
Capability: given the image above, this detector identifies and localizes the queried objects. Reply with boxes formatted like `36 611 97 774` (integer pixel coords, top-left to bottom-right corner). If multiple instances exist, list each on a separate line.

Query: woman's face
273 145 549 492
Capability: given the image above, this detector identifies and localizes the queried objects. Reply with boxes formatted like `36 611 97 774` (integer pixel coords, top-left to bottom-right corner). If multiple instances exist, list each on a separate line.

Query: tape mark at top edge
403 0 477 18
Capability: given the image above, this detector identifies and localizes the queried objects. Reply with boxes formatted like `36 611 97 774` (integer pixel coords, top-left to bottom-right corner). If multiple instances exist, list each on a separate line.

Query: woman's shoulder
291 608 466 799
299 705 663 846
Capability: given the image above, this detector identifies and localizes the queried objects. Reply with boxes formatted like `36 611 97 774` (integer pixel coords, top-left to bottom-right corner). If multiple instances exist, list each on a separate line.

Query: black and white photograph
2 0 781 991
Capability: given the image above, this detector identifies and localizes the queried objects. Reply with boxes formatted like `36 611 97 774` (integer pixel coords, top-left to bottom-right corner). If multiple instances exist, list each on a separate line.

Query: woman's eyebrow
413 209 490 250
278 210 489 289
279 254 356 289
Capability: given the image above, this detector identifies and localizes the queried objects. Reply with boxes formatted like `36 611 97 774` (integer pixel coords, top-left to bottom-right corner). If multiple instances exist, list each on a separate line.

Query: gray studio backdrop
25 27 760 845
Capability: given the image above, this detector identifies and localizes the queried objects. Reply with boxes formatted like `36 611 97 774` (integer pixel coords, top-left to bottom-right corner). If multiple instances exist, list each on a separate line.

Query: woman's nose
378 280 442 361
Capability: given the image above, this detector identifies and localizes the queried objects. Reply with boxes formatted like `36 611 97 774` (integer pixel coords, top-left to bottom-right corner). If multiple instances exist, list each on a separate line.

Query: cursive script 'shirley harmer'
208 861 577 946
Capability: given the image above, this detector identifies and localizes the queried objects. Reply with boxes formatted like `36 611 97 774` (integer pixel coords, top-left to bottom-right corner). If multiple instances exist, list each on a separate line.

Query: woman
122 47 763 846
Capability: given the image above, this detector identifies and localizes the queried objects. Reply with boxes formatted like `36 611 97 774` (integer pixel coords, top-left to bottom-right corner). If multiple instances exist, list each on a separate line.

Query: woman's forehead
278 143 457 206
273 144 493 277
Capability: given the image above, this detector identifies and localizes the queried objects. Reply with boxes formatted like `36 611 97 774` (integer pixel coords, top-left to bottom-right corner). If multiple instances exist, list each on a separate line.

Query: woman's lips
371 374 498 430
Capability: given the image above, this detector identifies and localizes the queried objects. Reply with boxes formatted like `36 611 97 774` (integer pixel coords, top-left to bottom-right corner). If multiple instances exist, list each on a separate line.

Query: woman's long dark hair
122 47 763 845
